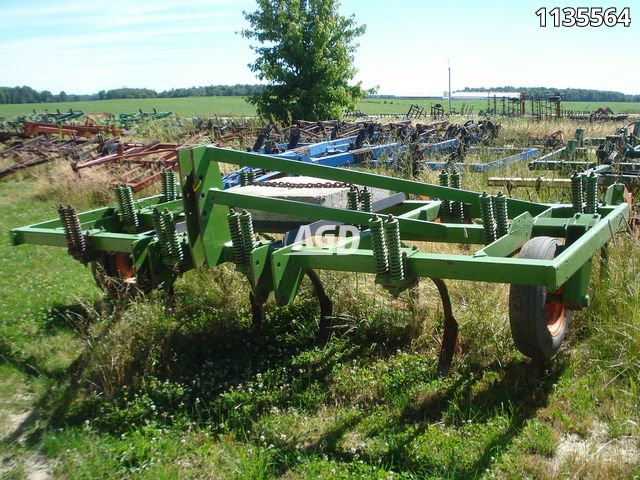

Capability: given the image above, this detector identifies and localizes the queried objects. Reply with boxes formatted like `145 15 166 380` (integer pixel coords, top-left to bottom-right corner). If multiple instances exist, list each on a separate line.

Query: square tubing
191 146 550 218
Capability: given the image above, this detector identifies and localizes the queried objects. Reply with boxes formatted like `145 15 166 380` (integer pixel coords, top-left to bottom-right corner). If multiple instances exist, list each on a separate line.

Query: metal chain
255 180 354 189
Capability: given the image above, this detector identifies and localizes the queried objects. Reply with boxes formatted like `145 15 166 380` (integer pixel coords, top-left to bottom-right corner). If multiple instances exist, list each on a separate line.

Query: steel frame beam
423 147 540 172
9 145 629 314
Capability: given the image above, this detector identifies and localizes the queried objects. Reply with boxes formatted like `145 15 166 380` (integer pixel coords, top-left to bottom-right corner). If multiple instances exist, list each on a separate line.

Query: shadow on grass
299 357 566 479
1 290 568 480
0 300 123 446
155 293 567 478
0 302 97 378
410 359 564 478
57 295 415 436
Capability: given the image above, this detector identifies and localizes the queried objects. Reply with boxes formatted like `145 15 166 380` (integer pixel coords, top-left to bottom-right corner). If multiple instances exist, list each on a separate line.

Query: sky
0 0 638 96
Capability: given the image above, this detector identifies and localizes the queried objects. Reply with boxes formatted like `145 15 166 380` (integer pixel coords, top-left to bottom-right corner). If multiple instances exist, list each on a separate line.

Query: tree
241 0 366 122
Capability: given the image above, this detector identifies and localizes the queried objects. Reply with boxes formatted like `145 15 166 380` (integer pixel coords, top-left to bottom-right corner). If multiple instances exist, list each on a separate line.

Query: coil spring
162 209 182 264
160 170 167 201
58 204 86 257
114 186 124 221
152 209 182 264
240 169 255 187
570 172 584 213
227 209 245 270
438 170 450 216
239 210 256 271
152 209 169 260
161 169 177 202
116 185 139 229
449 171 464 222
494 191 509 238
480 192 497 244
385 215 404 281
360 187 372 213
585 172 598 214
347 186 359 210
369 215 388 276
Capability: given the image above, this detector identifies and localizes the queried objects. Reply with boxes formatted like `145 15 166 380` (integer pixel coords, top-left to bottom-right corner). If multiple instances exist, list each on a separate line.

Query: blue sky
0 0 638 95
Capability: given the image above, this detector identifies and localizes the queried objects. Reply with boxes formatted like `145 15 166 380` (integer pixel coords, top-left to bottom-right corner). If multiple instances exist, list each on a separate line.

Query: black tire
509 237 572 361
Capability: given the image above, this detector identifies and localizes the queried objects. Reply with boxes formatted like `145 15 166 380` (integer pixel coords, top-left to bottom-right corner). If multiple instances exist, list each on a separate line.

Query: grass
0 97 258 118
1 97 640 118
0 117 639 478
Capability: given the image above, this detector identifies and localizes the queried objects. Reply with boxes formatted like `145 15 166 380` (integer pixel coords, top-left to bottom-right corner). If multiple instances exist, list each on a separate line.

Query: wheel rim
545 288 566 337
114 253 136 284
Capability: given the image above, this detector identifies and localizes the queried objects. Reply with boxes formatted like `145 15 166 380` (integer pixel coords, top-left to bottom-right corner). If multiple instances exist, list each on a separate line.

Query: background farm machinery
489 121 640 192
1 115 510 195
0 135 109 179
0 109 86 141
0 108 172 144
479 93 628 121
117 109 173 129
10 145 630 374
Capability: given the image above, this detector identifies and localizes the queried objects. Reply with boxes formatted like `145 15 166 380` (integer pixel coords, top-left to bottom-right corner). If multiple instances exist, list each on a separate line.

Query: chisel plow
10 145 631 374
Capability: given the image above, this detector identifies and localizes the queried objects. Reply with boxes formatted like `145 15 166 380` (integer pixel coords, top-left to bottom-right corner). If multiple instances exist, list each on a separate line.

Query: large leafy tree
241 0 366 122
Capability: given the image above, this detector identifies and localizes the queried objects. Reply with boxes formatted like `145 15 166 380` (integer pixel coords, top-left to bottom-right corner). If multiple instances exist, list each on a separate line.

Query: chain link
255 180 354 189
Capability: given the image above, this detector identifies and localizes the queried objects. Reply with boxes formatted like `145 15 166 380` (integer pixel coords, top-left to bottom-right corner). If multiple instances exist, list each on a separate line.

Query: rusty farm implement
9 144 631 374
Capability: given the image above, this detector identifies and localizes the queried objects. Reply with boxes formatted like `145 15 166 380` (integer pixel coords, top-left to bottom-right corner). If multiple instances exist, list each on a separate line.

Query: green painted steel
205 188 487 244
8 144 630 318
197 146 550 217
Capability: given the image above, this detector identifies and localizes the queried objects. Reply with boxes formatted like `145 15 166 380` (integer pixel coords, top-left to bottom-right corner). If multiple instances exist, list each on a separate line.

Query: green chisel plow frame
10 145 631 374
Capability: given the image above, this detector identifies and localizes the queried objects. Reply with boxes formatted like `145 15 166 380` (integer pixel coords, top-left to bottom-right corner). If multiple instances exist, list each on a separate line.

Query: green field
0 97 257 118
1 96 640 118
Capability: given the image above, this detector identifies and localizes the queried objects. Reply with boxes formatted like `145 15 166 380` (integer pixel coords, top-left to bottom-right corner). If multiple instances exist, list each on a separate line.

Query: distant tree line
3 84 639 105
0 84 266 104
462 86 640 103
0 86 78 104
